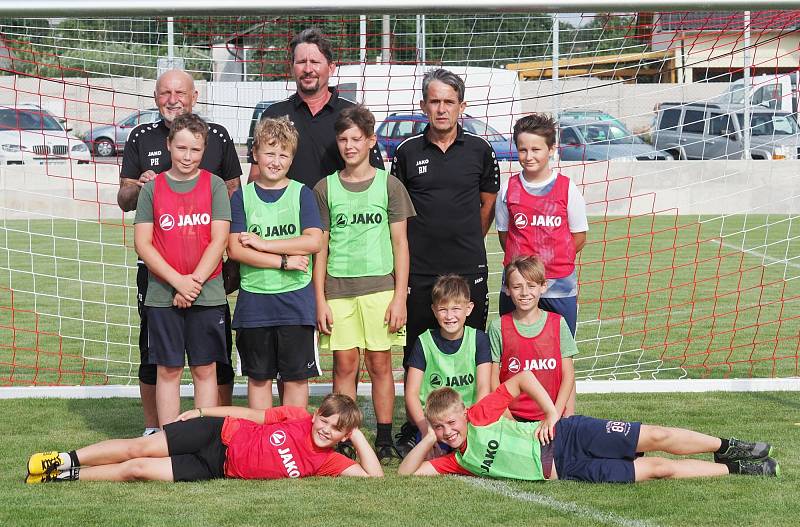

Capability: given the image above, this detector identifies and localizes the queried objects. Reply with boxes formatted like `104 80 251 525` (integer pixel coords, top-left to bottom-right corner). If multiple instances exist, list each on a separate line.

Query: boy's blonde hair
317 393 362 432
431 274 471 306
424 387 466 422
253 116 299 155
504 255 546 286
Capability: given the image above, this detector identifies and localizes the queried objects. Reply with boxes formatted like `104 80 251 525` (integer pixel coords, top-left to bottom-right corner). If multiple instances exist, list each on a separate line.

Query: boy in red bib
489 255 576 422
495 113 587 337
26 394 383 483
133 113 231 427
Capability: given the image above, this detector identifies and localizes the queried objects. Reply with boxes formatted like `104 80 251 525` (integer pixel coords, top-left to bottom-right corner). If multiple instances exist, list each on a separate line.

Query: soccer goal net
0 8 798 395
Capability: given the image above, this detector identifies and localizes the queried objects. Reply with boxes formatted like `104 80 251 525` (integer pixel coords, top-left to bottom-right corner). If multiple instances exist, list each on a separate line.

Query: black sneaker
715 437 773 463
375 443 401 465
729 457 779 477
394 422 419 458
335 440 357 460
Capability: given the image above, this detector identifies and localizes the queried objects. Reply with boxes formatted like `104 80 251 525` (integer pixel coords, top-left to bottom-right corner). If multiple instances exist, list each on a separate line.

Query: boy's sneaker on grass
335 440 357 460
728 457 779 477
25 469 62 484
715 437 772 463
27 451 62 476
375 443 402 465
394 422 419 458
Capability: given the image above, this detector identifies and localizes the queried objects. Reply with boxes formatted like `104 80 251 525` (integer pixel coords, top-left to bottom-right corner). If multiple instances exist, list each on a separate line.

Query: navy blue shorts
553 415 641 483
147 305 228 368
498 291 577 336
137 263 234 385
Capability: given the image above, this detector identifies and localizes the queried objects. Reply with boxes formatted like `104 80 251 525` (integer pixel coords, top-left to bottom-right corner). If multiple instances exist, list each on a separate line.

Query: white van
714 72 799 114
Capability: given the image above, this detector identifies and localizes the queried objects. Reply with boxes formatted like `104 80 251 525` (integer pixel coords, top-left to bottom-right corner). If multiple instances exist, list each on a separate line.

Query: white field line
462 477 658 527
709 238 800 270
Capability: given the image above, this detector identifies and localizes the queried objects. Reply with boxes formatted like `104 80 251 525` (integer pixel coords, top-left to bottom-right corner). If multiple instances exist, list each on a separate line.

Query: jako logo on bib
159 214 175 231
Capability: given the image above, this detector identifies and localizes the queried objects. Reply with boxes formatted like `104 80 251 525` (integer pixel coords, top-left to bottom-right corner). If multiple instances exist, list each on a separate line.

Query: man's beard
297 76 321 95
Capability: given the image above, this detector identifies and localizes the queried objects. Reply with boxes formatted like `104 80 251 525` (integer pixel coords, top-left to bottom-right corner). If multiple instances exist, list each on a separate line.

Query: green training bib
240 180 312 294
326 169 394 278
456 418 545 481
419 326 478 408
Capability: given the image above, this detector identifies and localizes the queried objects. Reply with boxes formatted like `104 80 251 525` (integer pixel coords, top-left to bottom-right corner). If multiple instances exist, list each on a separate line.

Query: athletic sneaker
729 457 779 477
714 437 773 463
335 440 357 460
25 470 61 484
27 451 62 476
394 422 419 458
375 443 402 465
142 428 160 437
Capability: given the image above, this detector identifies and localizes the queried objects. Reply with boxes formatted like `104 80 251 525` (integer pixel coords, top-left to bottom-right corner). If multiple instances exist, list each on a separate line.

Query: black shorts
164 416 227 482
553 415 641 483
236 325 320 382
137 264 234 385
404 271 489 366
147 305 228 368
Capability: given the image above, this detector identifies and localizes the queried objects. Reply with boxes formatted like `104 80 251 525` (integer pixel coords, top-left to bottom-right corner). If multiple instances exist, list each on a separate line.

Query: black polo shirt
121 118 242 182
248 88 384 189
391 125 500 275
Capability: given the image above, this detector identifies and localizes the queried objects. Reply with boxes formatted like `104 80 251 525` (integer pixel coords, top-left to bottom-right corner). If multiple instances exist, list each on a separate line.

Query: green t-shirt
134 173 231 307
488 314 578 363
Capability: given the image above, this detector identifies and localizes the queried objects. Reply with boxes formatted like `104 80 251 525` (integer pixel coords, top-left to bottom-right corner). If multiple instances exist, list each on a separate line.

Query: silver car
651 103 800 160
83 108 161 157
558 119 673 161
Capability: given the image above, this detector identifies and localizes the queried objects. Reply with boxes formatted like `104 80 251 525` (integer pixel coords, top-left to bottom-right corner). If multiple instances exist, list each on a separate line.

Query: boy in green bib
227 117 323 410
313 105 415 462
398 370 778 481
405 274 492 455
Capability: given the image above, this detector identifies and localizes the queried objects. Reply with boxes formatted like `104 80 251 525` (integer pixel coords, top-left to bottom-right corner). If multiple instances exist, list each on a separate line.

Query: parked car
558 109 625 129
0 105 91 165
376 113 518 160
558 118 673 161
83 108 161 157
246 101 276 153
651 102 800 160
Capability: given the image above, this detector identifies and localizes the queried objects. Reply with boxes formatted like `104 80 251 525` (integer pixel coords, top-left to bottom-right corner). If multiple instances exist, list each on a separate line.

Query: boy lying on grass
398 371 777 482
26 394 382 483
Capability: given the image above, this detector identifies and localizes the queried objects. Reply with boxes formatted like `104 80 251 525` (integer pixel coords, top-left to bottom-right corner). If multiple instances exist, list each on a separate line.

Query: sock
376 423 393 445
716 438 730 455
57 451 74 470
56 466 80 481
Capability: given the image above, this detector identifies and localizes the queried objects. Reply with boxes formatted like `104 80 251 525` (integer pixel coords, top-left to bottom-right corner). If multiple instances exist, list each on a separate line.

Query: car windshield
461 118 507 142
736 112 799 135
574 122 643 145
0 109 63 131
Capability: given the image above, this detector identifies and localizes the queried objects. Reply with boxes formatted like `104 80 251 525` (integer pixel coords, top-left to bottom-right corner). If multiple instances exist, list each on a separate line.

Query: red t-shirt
428 385 514 475
221 406 356 479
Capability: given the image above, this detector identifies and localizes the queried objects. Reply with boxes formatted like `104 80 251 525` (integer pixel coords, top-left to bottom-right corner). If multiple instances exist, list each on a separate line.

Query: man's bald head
154 69 199 125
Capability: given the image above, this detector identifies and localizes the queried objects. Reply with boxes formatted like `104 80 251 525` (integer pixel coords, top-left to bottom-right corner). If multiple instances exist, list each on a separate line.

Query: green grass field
0 214 798 386
3 392 798 527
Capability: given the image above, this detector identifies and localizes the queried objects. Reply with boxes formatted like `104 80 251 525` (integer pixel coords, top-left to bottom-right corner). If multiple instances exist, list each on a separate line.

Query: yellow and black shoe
27 452 63 477
25 470 61 484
